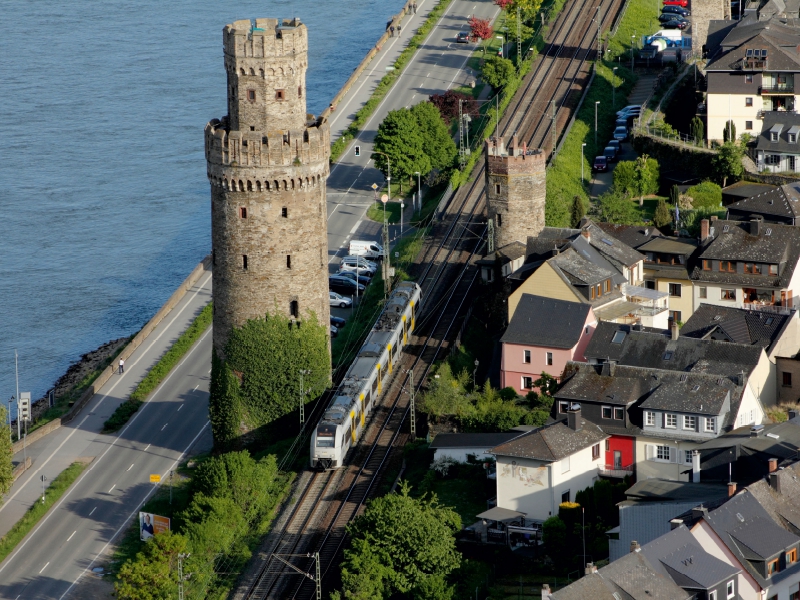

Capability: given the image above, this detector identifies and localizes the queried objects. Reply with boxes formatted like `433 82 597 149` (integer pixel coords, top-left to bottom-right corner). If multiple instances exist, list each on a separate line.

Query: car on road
613 126 629 141
336 270 372 286
330 325 339 338
607 139 622 151
616 105 641 117
616 117 631 128
329 291 353 308
603 146 618 162
592 156 608 172
663 18 688 29
329 276 365 296
662 4 690 15
663 0 689 7
331 315 347 328
342 255 377 270
339 256 376 277
658 12 687 22
456 31 470 43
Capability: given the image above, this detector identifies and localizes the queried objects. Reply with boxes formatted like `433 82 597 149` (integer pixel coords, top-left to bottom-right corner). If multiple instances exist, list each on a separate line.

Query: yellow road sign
150 474 161 483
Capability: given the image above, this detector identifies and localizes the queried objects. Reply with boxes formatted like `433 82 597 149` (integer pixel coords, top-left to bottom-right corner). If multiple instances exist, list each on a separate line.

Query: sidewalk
0 271 212 538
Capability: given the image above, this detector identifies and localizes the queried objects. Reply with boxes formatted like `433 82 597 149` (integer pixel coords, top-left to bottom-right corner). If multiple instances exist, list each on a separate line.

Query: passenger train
311 281 422 470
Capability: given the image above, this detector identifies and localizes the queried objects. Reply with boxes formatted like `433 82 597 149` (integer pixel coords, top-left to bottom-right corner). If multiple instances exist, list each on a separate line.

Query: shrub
686 181 722 209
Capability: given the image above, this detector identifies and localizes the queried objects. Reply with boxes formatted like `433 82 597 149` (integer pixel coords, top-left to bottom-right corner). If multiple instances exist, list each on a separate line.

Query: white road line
60 421 210 599
427 72 431 77
193 385 198 391
108 485 115 494
0 273 213 514
126 464 134 472
89 507 96 516
161 424 168 431
144 444 150 452
67 531 76 542
39 562 49 574
177 404 183 412
350 220 362 234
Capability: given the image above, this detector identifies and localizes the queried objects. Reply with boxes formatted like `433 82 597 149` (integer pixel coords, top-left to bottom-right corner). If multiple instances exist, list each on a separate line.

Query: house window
605 280 611 293
602 406 612 419
523 350 531 364
275 89 285 100
746 97 753 106
789 593 798 600
495 183 501 194
769 264 778 275
596 284 602 297
645 411 655 426
561 456 570 474
787 548 797 564
745 74 753 83
657 445 670 460
561 490 570 503
286 254 292 269
559 401 569 414
522 376 533 389
614 407 624 420
791 156 797 171
685 450 693 464
665 413 677 428
746 121 753 130
591 286 595 299
669 283 681 297
247 89 256 102
683 415 697 430
721 289 736 301
791 134 798 144
239 207 248 218
546 352 553 366
242 255 248 270
281 207 288 218
709 592 717 600
612 331 626 344
592 444 600 460
670 310 682 323
699 287 707 298
720 261 735 272
768 559 779 576
784 372 793 386
705 417 716 432
771 132 779 142
605 440 610 451
703 260 712 271
645 279 656 289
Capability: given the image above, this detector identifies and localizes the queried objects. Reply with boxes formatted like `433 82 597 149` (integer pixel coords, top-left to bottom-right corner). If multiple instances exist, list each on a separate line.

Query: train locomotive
311 281 422 470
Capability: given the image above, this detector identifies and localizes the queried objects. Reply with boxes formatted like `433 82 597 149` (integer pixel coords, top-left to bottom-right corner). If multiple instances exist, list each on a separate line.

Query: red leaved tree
494 0 514 9
429 90 479 125
469 16 493 40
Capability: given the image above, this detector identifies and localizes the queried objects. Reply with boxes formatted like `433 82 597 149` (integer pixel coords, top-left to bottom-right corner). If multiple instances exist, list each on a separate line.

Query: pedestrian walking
413 2 417 13
119 358 124 374
397 24 401 34
390 25 395 37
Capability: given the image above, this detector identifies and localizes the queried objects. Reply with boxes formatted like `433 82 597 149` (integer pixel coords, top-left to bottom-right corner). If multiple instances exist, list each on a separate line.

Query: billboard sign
139 512 170 541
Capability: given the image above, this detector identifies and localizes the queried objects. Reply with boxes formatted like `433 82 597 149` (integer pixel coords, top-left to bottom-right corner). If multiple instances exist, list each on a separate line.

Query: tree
612 160 637 197
597 190 640 224
116 531 189 600
420 363 474 421
685 181 722 209
712 142 744 186
468 16 493 40
429 90 476 125
410 101 457 173
653 198 672 229
542 516 567 563
570 195 586 227
634 154 659 205
373 108 432 184
494 0 514 7
481 55 516 89
338 482 462 598
0 405 12 497
669 184 680 206
209 309 330 446
723 120 736 143
689 116 704 143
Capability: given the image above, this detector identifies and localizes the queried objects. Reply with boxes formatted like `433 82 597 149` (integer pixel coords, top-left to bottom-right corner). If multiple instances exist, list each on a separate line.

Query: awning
621 284 668 300
476 507 527 521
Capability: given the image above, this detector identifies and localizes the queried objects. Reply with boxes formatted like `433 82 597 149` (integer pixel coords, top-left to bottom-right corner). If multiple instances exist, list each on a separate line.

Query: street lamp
473 359 479 389
581 143 587 182
612 67 618 110
7 397 12 443
631 34 636 71
594 101 600 146
400 201 405 236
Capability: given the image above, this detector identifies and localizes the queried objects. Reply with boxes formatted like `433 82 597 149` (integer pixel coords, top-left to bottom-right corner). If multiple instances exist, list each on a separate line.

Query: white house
429 432 521 463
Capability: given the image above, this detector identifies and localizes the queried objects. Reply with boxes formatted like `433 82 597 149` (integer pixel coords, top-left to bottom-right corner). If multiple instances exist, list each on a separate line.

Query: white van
349 240 384 260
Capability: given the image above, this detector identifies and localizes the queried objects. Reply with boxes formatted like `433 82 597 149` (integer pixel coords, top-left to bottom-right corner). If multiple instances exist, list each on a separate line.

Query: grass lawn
366 200 403 223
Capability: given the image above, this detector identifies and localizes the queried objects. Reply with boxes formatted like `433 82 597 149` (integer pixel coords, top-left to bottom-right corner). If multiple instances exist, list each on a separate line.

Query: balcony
761 83 794 94
598 463 634 478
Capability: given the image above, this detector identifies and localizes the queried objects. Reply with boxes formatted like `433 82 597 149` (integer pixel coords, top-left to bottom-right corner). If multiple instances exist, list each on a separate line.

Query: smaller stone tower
484 135 546 249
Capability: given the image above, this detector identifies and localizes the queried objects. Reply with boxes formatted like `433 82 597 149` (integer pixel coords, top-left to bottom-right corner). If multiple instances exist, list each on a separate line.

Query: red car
663 0 689 6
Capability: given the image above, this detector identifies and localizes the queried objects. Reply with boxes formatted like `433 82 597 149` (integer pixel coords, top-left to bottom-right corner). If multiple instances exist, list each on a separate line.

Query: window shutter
646 444 655 460
669 446 677 463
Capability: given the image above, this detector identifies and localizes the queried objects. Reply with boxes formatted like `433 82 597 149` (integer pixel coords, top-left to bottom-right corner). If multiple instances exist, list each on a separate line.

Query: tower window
250 126 255 131
497 213 502 227
247 89 256 102
239 207 247 218
298 85 303 98
495 183 501 194
243 255 248 270
287 255 292 269
290 301 299 318
282 207 288 218
275 89 285 101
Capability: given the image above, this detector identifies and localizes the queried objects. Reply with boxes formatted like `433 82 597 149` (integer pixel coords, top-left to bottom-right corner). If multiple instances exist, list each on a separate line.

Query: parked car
662 4 690 16
663 18 688 29
603 146 618 162
456 31 470 43
613 126 629 141
331 315 347 328
329 291 353 308
330 325 339 338
342 255 377 270
349 240 384 260
663 0 689 7
658 12 687 22
329 276 365 296
616 104 640 116
615 118 630 128
336 270 372 286
339 256 376 277
592 156 608 172
607 139 621 151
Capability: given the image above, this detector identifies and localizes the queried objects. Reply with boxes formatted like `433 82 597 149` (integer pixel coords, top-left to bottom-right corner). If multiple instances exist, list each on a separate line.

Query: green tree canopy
612 160 637 196
653 198 672 228
686 180 722 209
116 531 189 600
420 363 474 421
597 190 640 224
410 101 458 173
373 108 432 184
712 142 744 186
723 120 737 143
209 310 330 445
336 482 462 599
634 154 660 204
689 116 704 143
0 405 12 497
481 55 516 89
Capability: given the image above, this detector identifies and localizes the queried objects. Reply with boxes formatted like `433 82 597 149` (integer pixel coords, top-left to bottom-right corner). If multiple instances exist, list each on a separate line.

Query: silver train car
311 281 422 470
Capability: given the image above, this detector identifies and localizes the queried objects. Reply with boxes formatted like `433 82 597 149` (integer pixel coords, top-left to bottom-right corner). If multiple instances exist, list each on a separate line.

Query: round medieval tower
484 135 546 249
206 18 331 357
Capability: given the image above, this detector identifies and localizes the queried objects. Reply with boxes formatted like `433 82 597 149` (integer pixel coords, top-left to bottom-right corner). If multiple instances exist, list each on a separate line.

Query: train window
316 423 335 447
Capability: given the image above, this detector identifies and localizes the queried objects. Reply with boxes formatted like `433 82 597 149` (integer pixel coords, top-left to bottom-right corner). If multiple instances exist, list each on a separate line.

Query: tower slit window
243 254 248 270
240 207 248 218
275 89 285 101
287 254 292 269
282 207 288 218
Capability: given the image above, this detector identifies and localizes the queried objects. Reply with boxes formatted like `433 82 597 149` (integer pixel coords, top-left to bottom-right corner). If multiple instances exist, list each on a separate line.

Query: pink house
500 295 597 394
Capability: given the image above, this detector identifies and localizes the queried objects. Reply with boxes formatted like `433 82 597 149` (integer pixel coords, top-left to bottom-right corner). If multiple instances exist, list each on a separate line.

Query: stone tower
485 135 546 249
206 18 331 357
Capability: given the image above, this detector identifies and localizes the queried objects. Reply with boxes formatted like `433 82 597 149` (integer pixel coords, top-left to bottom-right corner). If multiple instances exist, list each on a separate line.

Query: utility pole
516 5 522 69
381 195 391 298
15 350 20 441
299 369 311 425
169 470 173 505
41 474 46 504
408 369 416 441
458 99 465 169
487 218 495 253
178 553 191 600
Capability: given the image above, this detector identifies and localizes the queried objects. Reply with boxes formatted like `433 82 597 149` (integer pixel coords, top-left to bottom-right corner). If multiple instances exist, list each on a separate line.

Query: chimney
728 481 737 497
670 518 684 530
585 562 598 575
751 424 765 437
541 584 553 600
630 540 641 553
751 217 762 236
701 219 710 242
789 409 799 420
711 215 719 222
692 450 701 483
670 318 679 340
770 471 781 493
769 457 779 472
567 403 582 431
582 229 591 242
633 320 643 331
692 506 709 521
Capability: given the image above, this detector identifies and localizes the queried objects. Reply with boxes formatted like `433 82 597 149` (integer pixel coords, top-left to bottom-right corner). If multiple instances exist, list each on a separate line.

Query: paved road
0 1 499 595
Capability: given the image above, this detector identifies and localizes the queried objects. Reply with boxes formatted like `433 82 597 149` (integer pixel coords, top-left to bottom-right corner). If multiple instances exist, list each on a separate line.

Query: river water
0 0 403 413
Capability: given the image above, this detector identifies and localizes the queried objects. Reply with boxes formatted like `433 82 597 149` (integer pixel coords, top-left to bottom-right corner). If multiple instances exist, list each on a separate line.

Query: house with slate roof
756 113 800 174
690 217 800 312
490 404 607 523
499 295 597 393
429 432 523 463
726 180 800 223
638 236 699 324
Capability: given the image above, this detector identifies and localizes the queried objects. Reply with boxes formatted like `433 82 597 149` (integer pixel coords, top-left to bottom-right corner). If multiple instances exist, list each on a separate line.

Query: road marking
0 273 213 515
108 485 115 494
177 404 183 412
144 444 150 452
427 72 430 77
67 531 76 542
161 423 168 431
126 464 134 472
350 220 362 235
207 369 211 374
39 562 49 574
193 385 198 391
60 421 211 600
89 506 97 516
